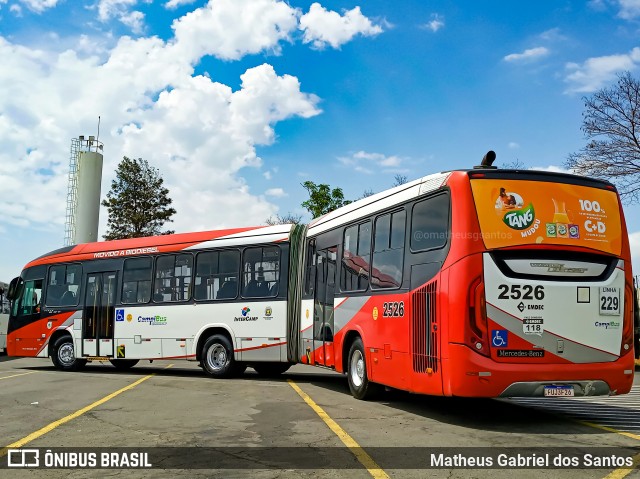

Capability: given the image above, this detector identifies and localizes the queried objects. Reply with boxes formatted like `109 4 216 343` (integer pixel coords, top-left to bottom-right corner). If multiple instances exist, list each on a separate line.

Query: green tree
102 157 177 240
301 181 352 218
566 71 640 201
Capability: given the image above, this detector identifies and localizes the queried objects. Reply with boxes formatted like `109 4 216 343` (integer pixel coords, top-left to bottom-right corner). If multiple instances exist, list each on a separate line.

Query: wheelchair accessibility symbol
492 330 508 348
116 309 125 322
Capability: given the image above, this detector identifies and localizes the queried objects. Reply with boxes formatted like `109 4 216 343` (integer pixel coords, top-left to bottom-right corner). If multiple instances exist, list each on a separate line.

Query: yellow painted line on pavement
569 420 640 479
602 452 640 479
577 420 640 442
0 372 37 381
288 379 389 479
0 364 174 457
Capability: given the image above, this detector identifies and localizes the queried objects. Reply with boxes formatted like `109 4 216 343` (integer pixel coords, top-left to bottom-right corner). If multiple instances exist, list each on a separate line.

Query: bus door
313 247 336 367
82 272 117 358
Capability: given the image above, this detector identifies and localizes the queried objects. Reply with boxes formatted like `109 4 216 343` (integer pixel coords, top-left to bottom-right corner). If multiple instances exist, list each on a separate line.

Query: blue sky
1 0 639 281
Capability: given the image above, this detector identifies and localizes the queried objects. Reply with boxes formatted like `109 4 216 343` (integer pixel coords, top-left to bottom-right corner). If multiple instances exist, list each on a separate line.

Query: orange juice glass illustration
552 198 570 224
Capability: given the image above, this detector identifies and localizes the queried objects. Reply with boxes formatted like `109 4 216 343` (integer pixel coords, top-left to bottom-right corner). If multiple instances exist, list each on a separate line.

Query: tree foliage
392 174 408 187
566 71 640 202
359 189 376 199
265 213 303 225
502 158 525 169
102 157 177 240
301 181 352 218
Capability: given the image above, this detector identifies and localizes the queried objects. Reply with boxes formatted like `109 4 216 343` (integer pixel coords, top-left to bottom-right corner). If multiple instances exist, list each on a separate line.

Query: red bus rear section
301 169 633 398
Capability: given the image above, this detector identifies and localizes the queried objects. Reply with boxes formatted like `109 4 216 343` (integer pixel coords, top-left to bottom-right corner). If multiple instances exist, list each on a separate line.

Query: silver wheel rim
350 349 364 388
58 343 75 366
206 343 227 372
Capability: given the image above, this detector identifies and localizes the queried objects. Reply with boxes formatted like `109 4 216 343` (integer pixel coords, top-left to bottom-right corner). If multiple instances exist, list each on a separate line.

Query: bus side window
242 246 280 298
45 264 81 307
13 279 43 317
341 221 371 292
372 210 406 289
304 240 316 297
410 194 450 252
154 254 193 302
194 250 240 301
122 257 153 304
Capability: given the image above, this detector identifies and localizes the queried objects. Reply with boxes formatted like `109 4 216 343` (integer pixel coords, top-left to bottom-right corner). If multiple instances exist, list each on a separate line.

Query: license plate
599 286 621 316
544 385 574 397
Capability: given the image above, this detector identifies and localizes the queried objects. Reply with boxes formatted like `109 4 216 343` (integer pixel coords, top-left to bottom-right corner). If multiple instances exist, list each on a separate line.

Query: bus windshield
470 178 623 255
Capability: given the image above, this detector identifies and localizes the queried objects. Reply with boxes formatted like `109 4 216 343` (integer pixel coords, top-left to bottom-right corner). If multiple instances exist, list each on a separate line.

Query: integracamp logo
235 307 258 322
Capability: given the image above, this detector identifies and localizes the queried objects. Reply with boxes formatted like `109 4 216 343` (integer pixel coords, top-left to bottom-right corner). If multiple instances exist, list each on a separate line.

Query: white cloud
529 165 574 174
19 0 59 13
170 0 299 61
0 1 386 277
96 0 148 33
338 151 403 174
299 2 383 49
504 47 549 63
421 14 444 33
265 187 287 197
165 0 196 9
617 0 640 19
564 47 640 93
538 28 566 42
0 23 320 237
508 142 520 149
119 10 145 34
97 0 136 21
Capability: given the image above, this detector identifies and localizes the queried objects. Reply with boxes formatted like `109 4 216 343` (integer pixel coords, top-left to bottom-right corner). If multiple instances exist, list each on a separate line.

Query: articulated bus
6 163 636 399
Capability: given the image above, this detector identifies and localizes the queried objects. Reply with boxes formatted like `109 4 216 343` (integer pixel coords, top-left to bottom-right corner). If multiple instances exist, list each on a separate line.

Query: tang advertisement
469 179 622 255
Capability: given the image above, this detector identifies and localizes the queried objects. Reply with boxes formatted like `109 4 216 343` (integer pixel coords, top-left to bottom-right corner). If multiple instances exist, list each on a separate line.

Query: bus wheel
51 336 86 372
201 334 238 379
252 362 291 377
347 338 382 400
109 359 139 370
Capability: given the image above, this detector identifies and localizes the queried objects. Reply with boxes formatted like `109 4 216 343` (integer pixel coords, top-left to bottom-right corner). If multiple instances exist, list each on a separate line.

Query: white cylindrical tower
69 136 104 244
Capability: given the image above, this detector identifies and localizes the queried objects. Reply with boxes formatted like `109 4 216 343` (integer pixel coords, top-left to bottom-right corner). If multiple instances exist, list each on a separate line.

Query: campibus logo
241 307 250 317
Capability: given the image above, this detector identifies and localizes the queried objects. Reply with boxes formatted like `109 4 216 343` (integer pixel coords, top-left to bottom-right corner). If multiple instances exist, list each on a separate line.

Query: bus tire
109 359 139 370
51 336 86 372
252 362 291 376
201 334 238 379
347 338 382 400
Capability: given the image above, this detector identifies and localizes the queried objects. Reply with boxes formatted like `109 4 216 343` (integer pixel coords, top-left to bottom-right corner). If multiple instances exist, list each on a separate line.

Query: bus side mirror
7 277 22 301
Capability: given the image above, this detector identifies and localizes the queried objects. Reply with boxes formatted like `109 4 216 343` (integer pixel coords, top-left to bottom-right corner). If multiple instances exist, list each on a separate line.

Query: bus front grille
411 281 438 373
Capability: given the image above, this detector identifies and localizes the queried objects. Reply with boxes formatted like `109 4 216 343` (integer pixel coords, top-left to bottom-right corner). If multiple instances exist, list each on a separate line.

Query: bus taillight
622 283 634 357
468 277 489 357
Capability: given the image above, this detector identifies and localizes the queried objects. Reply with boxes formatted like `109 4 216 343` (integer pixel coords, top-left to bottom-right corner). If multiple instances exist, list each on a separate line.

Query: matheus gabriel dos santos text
431 453 633 468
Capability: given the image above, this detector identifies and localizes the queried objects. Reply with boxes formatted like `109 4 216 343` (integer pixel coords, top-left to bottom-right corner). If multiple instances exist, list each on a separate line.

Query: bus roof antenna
474 150 497 169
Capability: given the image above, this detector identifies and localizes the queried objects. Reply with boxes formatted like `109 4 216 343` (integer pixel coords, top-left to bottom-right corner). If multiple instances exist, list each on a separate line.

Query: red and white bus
6 164 636 398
